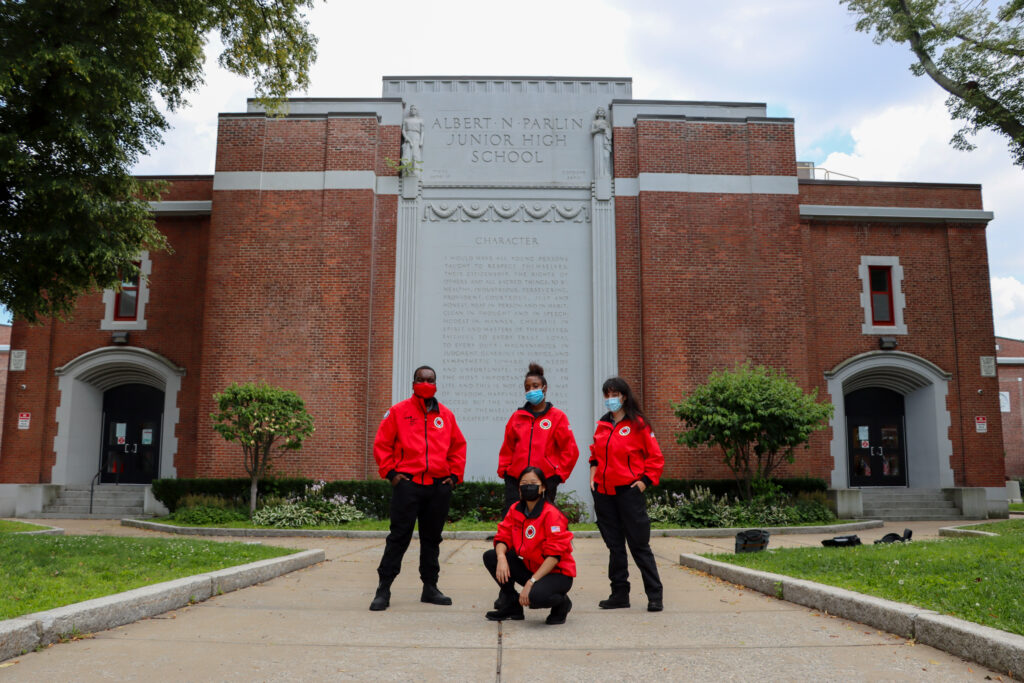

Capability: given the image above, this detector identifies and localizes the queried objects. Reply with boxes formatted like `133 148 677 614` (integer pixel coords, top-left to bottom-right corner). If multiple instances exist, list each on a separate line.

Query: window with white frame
101 251 151 330
858 255 907 335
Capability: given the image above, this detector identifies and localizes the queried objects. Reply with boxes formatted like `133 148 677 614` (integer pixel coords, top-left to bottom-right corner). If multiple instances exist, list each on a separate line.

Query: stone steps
40 485 148 519
858 489 966 521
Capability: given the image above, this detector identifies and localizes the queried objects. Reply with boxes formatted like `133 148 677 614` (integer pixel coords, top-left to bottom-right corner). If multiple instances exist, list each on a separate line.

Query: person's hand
519 581 532 607
442 476 455 487
631 480 647 493
390 473 409 487
590 467 597 491
495 555 510 584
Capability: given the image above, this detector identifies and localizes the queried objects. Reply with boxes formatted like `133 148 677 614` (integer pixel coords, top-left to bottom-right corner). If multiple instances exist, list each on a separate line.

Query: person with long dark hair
497 363 579 513
483 466 576 625
589 377 664 612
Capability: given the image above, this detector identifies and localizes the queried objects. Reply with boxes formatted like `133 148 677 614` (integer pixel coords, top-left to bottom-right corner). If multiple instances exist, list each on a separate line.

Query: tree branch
898 0 1024 142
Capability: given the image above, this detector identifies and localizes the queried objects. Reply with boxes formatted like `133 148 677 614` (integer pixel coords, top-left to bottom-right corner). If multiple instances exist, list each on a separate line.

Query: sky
129 0 1024 339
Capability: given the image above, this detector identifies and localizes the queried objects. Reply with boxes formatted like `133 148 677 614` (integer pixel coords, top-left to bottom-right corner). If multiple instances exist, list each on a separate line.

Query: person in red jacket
483 466 576 624
369 365 467 612
497 363 579 513
589 376 664 612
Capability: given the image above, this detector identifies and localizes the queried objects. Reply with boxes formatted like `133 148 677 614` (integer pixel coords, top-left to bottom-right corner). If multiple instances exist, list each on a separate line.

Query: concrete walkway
0 520 1003 681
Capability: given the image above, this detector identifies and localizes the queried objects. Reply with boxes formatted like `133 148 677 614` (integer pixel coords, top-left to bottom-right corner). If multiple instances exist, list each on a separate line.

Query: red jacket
494 499 576 577
374 395 467 485
589 414 664 494
497 403 579 481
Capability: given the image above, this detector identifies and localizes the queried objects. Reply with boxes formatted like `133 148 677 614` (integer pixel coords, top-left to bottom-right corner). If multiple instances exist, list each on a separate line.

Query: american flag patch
550 525 561 532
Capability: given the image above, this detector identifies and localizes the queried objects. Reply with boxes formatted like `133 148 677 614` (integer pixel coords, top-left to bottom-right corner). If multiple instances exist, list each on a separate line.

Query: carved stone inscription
416 218 593 483
441 253 570 424
434 115 583 166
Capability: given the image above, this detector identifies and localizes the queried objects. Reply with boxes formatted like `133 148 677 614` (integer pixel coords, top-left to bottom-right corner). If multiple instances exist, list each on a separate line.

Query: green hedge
152 476 828 520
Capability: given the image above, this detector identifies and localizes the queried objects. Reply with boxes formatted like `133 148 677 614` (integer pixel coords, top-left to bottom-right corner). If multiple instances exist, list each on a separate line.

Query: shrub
555 490 587 524
171 505 248 525
646 485 835 528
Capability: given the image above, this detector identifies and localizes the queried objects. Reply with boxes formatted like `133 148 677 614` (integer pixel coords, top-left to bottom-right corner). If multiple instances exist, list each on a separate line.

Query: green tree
672 363 834 500
0 0 318 323
211 382 315 515
841 0 1024 167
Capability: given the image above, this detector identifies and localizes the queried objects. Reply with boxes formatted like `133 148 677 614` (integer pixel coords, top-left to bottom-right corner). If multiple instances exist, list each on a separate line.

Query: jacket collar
411 395 439 413
519 402 553 417
515 498 547 519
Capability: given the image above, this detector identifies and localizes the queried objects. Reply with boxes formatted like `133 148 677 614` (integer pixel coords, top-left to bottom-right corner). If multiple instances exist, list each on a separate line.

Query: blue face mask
605 396 623 413
525 389 545 405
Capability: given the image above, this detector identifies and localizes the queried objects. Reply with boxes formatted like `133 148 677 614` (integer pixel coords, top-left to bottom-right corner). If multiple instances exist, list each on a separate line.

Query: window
858 255 906 335
868 266 894 325
114 262 141 320
101 251 151 331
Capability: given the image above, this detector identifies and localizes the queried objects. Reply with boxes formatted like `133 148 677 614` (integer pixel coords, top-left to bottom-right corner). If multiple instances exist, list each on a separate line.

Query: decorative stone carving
401 105 424 176
591 107 612 180
423 202 589 223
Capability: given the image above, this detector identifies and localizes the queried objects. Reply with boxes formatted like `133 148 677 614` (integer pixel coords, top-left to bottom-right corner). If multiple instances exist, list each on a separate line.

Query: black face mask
520 484 541 502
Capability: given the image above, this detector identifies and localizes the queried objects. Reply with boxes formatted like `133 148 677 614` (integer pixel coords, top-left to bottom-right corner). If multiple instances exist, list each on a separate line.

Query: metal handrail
89 470 102 514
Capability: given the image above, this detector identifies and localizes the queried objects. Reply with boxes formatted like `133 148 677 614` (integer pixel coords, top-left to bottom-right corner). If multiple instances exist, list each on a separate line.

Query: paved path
0 520 1002 681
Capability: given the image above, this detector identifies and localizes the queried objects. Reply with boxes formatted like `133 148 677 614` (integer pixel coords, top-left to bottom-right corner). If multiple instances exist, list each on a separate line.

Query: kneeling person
483 467 576 625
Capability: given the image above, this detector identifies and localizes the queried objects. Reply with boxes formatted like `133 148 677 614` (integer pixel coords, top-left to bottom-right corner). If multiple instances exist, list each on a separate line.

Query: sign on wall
9 349 25 371
980 356 996 377
1000 391 1011 413
17 412 29 430
975 416 988 433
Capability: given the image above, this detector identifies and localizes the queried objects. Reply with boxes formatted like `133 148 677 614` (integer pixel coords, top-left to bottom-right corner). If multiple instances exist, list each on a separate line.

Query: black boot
421 583 453 606
486 593 524 621
647 595 663 612
598 591 630 609
369 579 392 611
546 595 572 625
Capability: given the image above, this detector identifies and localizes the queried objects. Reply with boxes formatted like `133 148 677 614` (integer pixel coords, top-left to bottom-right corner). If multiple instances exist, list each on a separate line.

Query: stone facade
0 77 1006 504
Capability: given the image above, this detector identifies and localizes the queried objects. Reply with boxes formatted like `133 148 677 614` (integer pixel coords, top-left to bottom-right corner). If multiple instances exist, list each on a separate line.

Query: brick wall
997 336 1024 478
0 188 212 483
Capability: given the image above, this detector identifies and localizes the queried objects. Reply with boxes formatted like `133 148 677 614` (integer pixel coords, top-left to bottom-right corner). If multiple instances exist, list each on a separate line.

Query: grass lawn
1009 502 1024 513
0 535 296 620
706 518 1024 636
0 519 50 533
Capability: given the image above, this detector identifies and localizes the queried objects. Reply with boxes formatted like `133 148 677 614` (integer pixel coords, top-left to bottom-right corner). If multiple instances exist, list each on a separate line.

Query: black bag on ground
874 528 913 544
735 529 770 553
821 534 862 547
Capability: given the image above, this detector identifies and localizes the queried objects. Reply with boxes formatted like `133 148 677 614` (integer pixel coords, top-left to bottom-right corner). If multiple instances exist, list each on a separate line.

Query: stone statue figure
591 106 612 179
401 105 424 176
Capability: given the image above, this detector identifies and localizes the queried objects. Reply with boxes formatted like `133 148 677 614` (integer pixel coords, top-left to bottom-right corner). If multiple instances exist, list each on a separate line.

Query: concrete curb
679 553 1023 677
0 548 324 662
122 518 883 539
938 523 998 538
13 524 63 536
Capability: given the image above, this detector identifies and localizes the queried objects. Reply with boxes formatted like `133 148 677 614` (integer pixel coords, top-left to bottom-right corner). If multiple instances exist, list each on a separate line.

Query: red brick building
996 336 1024 481
0 77 1009 517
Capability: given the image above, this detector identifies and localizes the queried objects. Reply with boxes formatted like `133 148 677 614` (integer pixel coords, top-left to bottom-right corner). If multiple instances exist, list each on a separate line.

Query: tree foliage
0 0 317 322
211 382 315 515
672 363 834 500
841 0 1024 167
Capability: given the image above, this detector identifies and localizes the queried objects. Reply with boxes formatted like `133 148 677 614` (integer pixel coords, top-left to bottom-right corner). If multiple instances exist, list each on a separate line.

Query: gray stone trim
243 98 404 124
0 549 324 662
100 250 152 331
997 356 1024 364
611 101 768 125
679 553 1024 676
824 350 952 379
632 114 794 125
858 255 907 335
613 173 798 196
147 201 212 216
213 171 400 194
800 204 994 222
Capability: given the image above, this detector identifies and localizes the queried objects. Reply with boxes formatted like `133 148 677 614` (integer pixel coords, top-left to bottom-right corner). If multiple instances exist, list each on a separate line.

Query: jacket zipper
602 424 614 492
423 413 429 485
527 416 536 470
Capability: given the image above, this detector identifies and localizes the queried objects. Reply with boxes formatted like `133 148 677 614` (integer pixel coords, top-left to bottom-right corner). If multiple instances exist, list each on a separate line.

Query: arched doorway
100 384 164 484
825 350 955 490
52 347 184 485
845 387 907 487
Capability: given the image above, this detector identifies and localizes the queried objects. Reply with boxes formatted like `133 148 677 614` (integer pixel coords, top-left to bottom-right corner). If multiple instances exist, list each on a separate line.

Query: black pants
377 478 452 584
482 549 572 608
592 486 663 598
502 475 559 515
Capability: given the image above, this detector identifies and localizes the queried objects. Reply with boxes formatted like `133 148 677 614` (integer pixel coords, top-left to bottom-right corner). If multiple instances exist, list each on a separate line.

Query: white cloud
992 277 1024 340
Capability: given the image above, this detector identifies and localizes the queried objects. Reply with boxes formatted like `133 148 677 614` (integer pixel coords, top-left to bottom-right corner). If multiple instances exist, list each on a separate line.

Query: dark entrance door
100 384 163 484
846 387 907 487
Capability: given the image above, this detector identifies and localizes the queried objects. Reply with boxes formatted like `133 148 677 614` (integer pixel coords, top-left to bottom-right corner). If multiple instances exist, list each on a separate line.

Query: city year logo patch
433 417 444 429
525 524 537 539
619 426 631 436
539 419 552 430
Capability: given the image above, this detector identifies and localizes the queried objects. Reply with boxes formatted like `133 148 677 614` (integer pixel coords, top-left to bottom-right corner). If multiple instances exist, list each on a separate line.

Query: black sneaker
421 584 453 605
369 585 390 611
647 597 663 612
546 596 573 625
598 593 630 609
